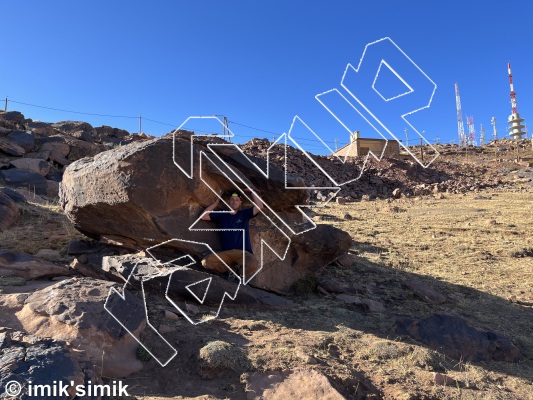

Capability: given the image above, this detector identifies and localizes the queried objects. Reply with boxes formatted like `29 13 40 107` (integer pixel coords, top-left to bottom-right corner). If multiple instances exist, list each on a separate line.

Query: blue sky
2 1 532 154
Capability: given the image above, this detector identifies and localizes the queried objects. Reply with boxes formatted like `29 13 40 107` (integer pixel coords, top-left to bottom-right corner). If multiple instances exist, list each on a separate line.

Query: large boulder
16 277 146 378
60 136 351 293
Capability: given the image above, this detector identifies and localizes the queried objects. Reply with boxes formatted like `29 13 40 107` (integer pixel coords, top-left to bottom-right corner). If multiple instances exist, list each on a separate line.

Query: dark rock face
394 313 521 363
100 254 296 313
0 328 103 400
0 169 49 196
1 187 27 203
7 131 35 152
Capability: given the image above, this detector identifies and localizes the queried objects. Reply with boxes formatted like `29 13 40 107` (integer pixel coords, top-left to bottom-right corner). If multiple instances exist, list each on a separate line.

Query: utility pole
404 128 408 147
222 116 230 142
334 138 339 151
139 114 142 135
4 97 7 112
420 130 424 161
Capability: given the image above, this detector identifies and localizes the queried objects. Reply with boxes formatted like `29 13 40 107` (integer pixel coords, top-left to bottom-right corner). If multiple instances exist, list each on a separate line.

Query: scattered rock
336 294 362 304
392 188 402 198
7 130 35 151
0 137 25 156
0 249 70 280
319 276 364 296
245 369 345 400
335 252 357 268
0 111 25 124
10 158 50 176
0 169 49 196
34 249 62 261
433 372 458 386
39 139 71 166
1 187 27 203
336 196 346 205
0 328 103 399
361 298 386 313
158 324 175 334
405 280 446 304
383 205 403 213
394 313 521 362
17 277 146 378
164 309 180 320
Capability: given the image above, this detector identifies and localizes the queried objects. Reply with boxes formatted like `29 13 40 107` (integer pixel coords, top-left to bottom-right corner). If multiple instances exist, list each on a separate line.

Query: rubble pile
240 138 532 200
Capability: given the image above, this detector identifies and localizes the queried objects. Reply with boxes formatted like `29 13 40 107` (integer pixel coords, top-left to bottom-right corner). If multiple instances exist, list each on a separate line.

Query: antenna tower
455 83 467 146
507 62 526 139
479 123 485 145
491 117 498 140
467 116 476 145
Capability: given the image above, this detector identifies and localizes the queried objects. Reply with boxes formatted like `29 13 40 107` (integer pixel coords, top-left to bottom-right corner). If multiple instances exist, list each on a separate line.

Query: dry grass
323 191 533 320
209 191 533 399
4 185 531 398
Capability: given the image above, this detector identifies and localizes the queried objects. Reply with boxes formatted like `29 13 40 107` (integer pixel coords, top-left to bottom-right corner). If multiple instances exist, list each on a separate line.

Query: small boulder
245 369 345 400
405 280 446 304
10 158 50 176
0 137 25 156
0 169 49 196
392 188 402 199
0 249 70 280
394 313 521 362
336 196 346 205
1 187 27 203
7 130 35 151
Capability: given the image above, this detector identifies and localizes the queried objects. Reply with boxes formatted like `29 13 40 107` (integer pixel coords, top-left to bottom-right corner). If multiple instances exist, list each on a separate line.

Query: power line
7 99 138 119
4 96 340 146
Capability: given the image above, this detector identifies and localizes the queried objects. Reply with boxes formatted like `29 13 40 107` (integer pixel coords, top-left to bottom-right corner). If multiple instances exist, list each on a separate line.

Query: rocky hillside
1 110 532 399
